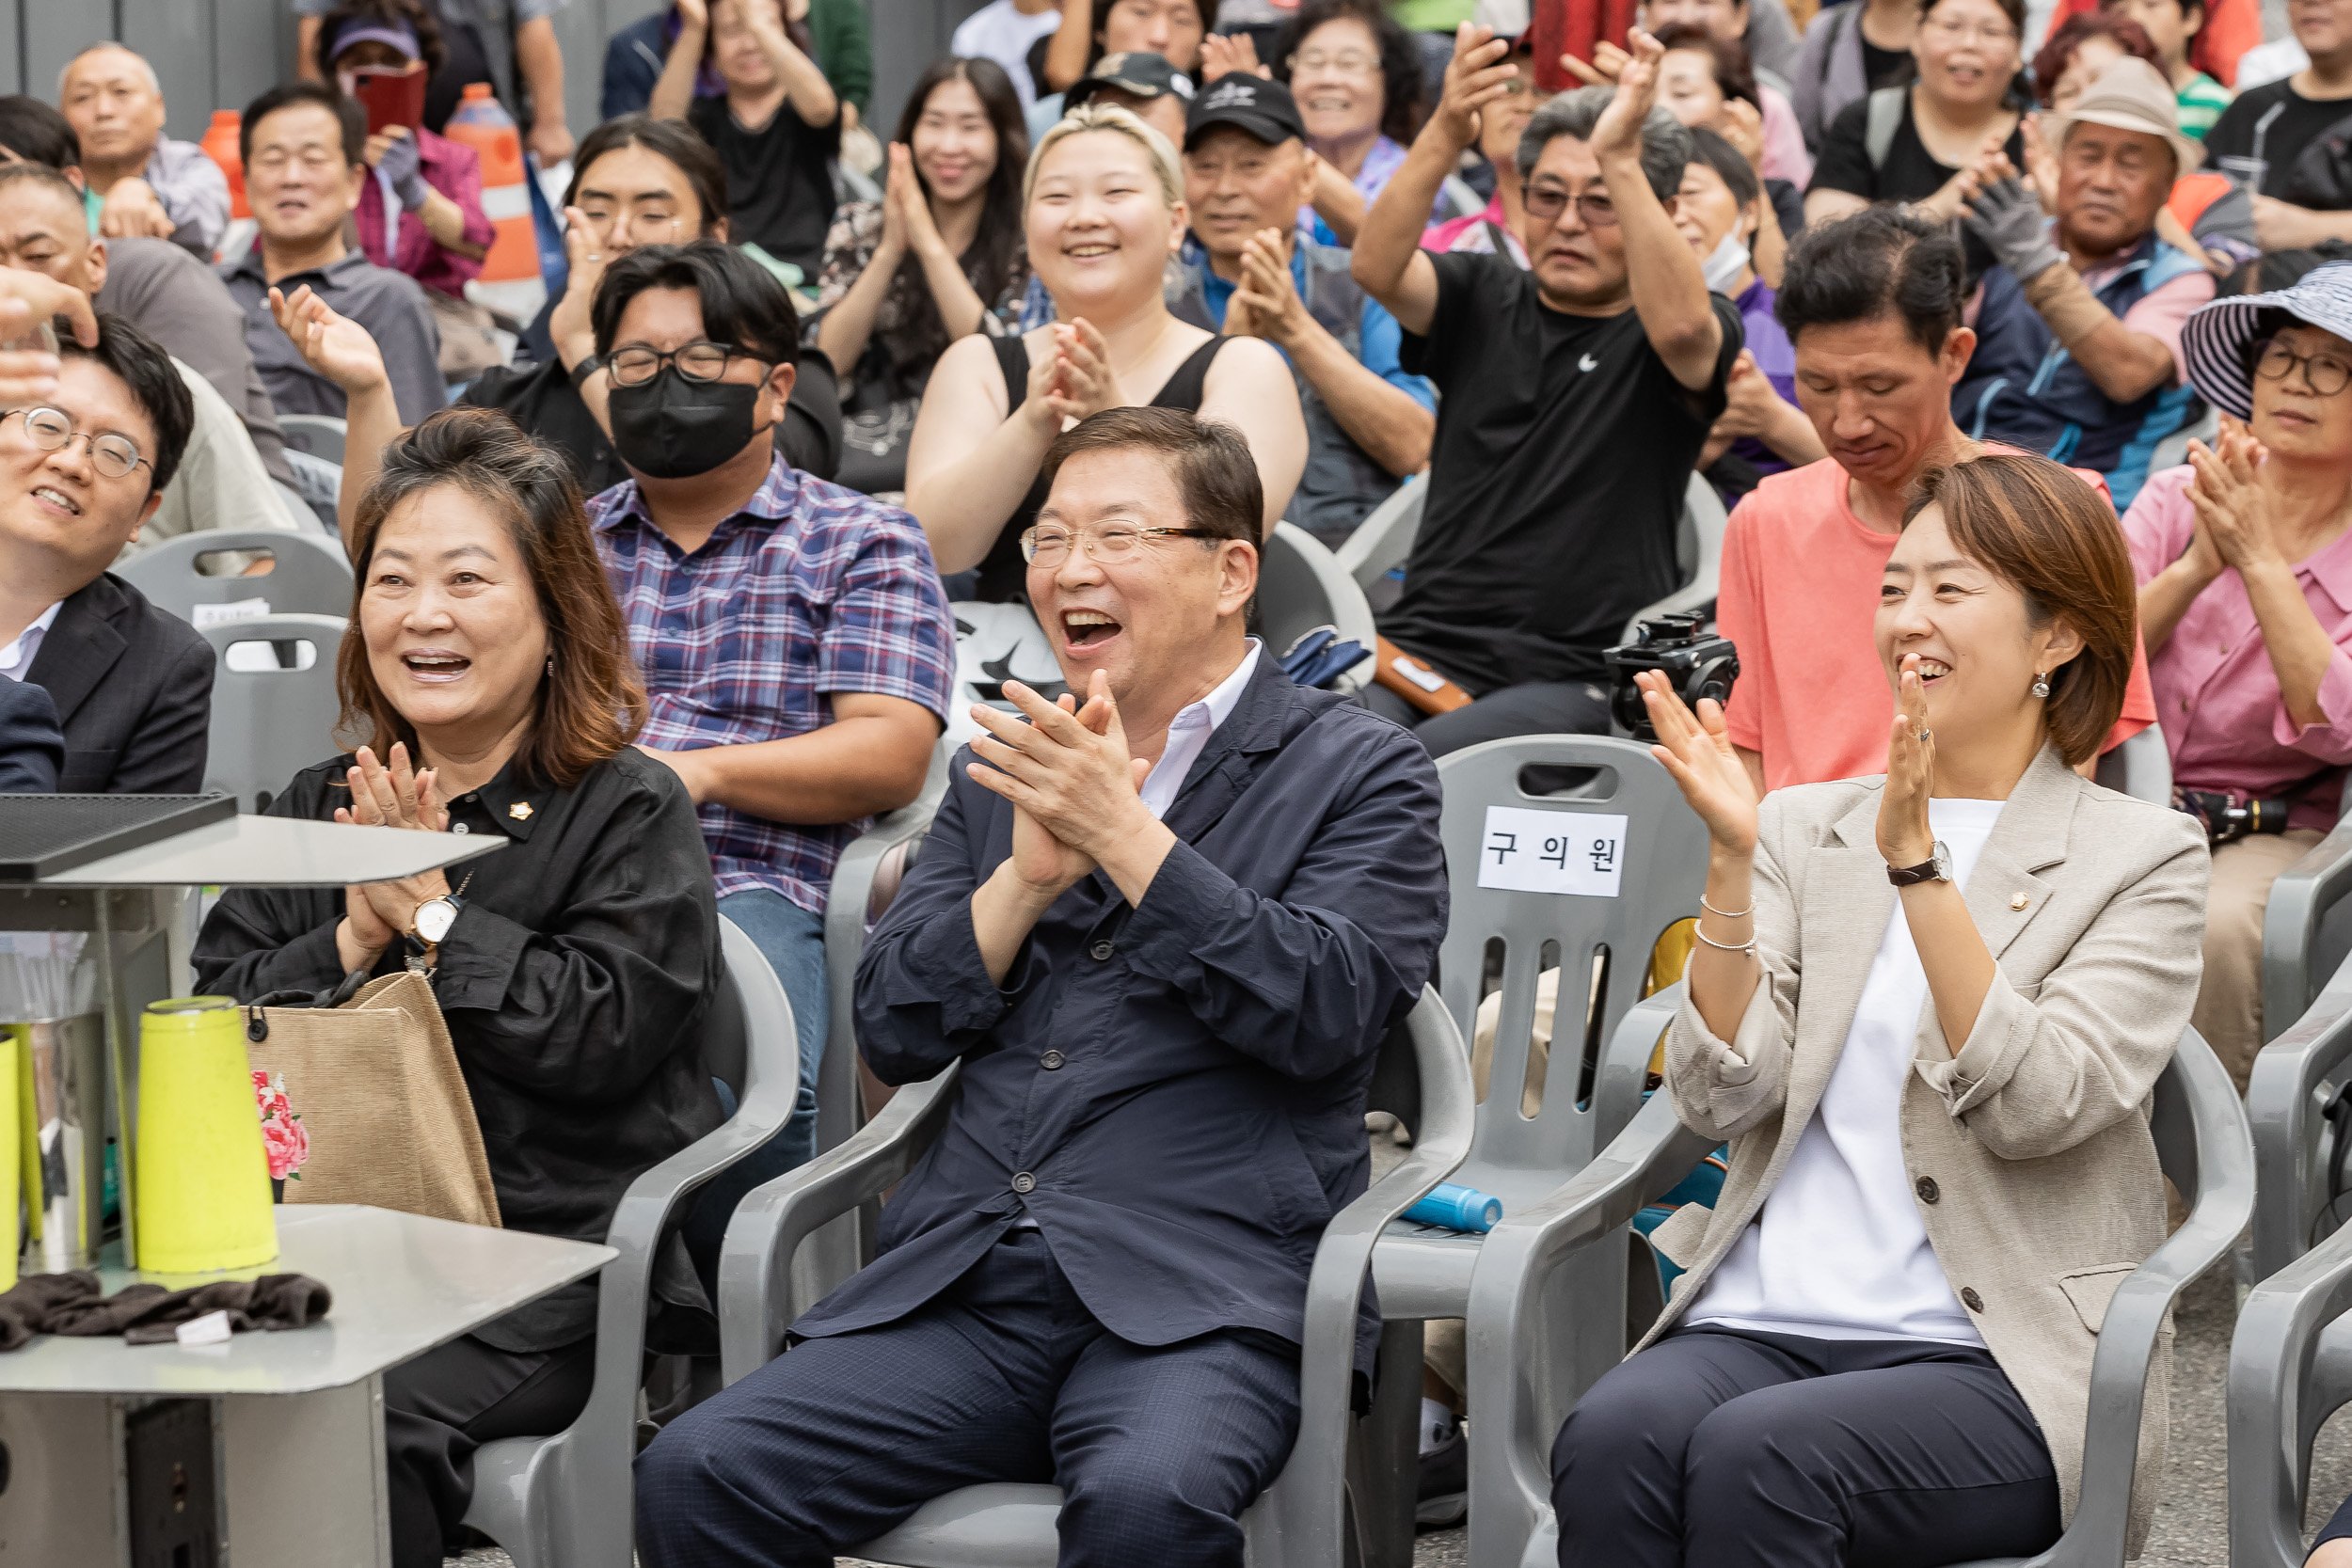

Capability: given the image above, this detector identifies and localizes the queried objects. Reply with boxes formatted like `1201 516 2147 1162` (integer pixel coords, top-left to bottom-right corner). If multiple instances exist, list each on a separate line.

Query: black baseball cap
1183 73 1308 150
1066 51 1197 109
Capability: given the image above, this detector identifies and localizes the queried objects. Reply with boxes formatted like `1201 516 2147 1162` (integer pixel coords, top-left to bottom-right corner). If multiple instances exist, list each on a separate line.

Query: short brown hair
1038 407 1262 544
339 408 648 787
1903 453 2137 767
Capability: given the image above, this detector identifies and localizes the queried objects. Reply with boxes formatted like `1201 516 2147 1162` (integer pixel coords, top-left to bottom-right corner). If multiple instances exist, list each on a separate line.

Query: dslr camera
2178 789 2292 847
1604 611 1740 743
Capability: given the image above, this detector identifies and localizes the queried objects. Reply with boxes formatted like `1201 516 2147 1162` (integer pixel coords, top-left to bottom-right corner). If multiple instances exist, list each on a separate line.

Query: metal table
0 1205 612 1565
0 807 541 1567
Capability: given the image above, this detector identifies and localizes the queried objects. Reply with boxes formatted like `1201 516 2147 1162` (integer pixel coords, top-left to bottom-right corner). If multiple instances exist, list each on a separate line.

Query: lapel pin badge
509 801 533 821
2010 892 2028 911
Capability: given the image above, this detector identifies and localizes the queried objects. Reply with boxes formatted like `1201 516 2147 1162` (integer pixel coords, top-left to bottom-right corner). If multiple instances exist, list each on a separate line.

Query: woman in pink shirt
2123 261 2352 1086
315 3 496 303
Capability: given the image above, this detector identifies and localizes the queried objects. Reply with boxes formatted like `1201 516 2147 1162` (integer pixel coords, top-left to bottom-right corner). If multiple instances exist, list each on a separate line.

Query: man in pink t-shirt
1721 206 2155 796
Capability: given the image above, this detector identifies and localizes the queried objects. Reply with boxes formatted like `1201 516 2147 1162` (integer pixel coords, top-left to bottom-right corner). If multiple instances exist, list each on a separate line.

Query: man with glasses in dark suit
0 298 206 795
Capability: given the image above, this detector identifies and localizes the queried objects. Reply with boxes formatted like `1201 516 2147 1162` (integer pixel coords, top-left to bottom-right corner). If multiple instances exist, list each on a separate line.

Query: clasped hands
333 743 456 972
1637 655 1941 872
966 673 1162 903
1022 318 1126 433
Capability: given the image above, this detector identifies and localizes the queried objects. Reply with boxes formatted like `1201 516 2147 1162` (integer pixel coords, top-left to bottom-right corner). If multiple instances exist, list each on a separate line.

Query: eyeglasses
1522 186 1619 227
607 341 770 387
3 407 149 481
580 210 687 246
1290 47 1380 74
2255 339 2352 397
1920 15 2018 44
1020 523 1216 563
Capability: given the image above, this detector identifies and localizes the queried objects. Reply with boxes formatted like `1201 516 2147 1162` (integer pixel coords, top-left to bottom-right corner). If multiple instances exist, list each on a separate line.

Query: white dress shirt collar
1136 639 1262 820
0 599 64 683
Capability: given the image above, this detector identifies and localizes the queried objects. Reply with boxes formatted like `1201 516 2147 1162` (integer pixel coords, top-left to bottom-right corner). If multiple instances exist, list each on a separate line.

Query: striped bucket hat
2182 261 2352 420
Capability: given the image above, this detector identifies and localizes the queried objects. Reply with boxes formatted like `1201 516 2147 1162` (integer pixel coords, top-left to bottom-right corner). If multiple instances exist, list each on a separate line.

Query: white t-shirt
950 0 1066 107
1688 796 2007 1346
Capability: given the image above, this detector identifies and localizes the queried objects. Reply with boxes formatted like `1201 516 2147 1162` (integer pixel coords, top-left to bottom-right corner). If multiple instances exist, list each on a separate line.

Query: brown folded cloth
0 1270 332 1349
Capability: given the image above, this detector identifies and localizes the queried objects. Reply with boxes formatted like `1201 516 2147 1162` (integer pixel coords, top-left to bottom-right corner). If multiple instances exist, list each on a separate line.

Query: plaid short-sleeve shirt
588 454 955 911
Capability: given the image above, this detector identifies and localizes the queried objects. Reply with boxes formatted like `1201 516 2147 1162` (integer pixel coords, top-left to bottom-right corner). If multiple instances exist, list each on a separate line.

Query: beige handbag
243 970 501 1227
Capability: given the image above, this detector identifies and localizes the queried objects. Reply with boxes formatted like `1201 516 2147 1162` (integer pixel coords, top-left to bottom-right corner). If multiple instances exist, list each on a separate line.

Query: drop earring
2030 672 2051 699
546 656 555 676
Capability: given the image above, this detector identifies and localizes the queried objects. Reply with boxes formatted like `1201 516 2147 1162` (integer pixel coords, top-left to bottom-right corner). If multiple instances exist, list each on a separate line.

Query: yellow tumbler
135 997 277 1274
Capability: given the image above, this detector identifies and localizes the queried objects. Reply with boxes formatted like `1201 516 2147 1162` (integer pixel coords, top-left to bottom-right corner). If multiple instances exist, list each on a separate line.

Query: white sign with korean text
1475 807 1629 898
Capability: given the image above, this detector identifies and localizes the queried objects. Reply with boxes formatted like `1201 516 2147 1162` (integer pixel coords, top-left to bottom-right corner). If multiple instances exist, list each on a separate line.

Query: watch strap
567 353 605 390
1886 857 1942 887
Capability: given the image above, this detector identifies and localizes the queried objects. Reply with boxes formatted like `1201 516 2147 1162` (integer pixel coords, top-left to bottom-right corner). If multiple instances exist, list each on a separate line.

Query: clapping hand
1719 97 1767 173
2185 416 2279 573
1230 227 1308 346
1434 24 1517 150
0 270 96 404
1041 318 1126 425
1199 32 1270 83
332 743 453 968
270 284 390 396
1876 656 1937 868
967 673 1153 897
887 142 949 261
1638 668 1758 857
1589 28 1666 166
549 206 612 368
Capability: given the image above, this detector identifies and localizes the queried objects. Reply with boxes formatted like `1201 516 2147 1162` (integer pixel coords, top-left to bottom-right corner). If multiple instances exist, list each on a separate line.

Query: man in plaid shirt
577 243 954 1214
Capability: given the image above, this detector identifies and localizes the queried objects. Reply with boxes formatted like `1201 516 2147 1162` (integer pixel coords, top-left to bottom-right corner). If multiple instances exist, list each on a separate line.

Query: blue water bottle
1405 1182 1503 1233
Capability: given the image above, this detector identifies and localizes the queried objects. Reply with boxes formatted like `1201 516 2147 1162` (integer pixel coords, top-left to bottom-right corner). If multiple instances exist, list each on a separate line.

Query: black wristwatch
1887 841 1954 887
567 353 605 390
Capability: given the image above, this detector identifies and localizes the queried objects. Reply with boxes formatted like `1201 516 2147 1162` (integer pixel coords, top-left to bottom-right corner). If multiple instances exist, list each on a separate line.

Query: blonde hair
1024 101 1184 210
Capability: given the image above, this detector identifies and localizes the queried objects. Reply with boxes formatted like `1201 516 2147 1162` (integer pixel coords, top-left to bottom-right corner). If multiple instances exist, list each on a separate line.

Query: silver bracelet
1692 922 1756 956
1700 893 1753 920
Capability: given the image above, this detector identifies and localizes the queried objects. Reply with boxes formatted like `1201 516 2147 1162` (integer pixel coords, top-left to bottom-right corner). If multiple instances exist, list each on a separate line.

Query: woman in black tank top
902 103 1307 602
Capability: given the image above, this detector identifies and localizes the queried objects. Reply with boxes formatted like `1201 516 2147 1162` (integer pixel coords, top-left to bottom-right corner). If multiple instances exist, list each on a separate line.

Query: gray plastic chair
1620 473 1730 639
277 413 348 466
198 613 349 813
716 988 1475 1568
2229 1147 2352 1566
2249 935 2352 1282
1334 472 1424 594
2147 404 2218 478
2091 721 2171 805
1261 521 1377 693
2262 773 2352 1050
116 527 354 624
1464 1023 2253 1568
461 915 801 1568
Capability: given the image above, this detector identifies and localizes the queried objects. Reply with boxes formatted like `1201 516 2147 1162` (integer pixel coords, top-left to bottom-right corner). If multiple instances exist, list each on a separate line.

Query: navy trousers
634 1229 1303 1568
1552 1326 2063 1568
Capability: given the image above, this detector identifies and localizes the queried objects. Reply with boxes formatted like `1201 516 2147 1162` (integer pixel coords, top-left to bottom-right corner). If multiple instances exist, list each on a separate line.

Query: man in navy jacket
636 407 1447 1568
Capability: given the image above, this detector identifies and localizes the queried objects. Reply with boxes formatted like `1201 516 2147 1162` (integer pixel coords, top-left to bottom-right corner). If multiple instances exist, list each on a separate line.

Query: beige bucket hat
2042 56 2206 182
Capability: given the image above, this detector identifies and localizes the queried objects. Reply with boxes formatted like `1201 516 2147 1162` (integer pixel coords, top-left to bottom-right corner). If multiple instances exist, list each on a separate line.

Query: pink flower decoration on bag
252 1069 310 1181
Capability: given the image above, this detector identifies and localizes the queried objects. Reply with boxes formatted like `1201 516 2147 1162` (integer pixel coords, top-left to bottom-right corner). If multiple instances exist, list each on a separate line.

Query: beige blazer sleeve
1914 808 2209 1160
1663 793 1801 1142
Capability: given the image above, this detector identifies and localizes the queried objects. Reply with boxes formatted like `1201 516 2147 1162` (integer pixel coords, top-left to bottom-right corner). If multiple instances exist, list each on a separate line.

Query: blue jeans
686 889 829 1287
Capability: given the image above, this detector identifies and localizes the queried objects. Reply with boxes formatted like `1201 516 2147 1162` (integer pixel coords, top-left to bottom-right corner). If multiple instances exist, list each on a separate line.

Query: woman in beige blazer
1549 451 2209 1567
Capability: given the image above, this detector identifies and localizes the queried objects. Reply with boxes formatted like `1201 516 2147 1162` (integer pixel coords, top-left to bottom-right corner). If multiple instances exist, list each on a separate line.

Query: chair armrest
1593 984 1683 1159
556 1002 807 1549
2048 1032 2252 1568
1258 989 1474 1554
1462 1091 1717 1568
819 767 944 1153
2263 821 2352 1047
716 1062 961 1384
2231 1207 2352 1568
2249 949 2352 1279
1332 473 1424 592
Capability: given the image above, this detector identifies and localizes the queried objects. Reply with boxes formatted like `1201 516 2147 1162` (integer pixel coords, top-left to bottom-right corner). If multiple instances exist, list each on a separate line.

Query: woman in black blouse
1804 0 2027 230
194 406 723 1568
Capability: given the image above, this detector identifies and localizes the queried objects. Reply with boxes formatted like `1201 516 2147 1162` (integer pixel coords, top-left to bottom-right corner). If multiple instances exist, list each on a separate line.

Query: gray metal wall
0 0 978 153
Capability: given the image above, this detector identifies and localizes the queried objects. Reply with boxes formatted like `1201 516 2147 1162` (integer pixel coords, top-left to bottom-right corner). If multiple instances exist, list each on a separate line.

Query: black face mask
606 367 771 480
